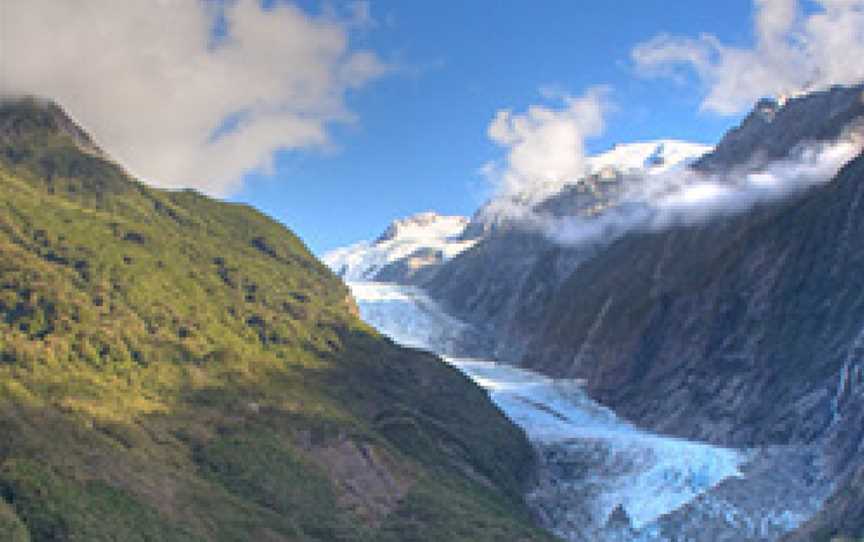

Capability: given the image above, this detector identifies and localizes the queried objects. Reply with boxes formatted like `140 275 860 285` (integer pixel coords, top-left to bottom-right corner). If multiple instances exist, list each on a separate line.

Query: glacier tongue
447 358 745 532
347 280 832 541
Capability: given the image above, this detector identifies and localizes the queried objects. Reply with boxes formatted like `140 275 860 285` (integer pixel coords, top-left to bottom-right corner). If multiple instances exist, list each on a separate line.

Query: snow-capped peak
465 139 713 237
375 212 469 244
323 141 711 280
323 211 476 281
587 139 712 176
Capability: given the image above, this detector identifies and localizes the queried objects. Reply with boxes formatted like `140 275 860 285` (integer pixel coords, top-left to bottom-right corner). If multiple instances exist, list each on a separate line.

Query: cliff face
521 151 864 448
0 99 552 542
785 463 864 541
694 85 864 171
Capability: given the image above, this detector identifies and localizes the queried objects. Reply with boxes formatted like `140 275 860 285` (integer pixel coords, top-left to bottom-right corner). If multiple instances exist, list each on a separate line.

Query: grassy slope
0 99 552 542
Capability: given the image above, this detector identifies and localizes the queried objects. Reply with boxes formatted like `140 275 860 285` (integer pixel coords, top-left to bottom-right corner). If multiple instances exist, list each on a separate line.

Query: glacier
346 279 833 541
448 357 746 532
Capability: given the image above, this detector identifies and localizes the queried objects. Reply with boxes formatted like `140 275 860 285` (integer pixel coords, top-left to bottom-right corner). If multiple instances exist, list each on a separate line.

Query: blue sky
232 1 756 253
9 0 862 254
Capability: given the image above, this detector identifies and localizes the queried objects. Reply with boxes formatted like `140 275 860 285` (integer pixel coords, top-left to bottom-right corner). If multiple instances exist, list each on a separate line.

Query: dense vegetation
0 98 552 541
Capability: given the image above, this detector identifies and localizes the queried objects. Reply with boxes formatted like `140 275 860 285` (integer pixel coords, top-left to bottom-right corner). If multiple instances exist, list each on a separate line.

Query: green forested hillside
0 99 551 541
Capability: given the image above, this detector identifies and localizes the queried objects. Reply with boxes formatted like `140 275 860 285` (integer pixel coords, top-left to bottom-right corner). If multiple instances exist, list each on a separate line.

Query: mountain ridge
460 139 711 241
1 97 106 159
0 97 553 542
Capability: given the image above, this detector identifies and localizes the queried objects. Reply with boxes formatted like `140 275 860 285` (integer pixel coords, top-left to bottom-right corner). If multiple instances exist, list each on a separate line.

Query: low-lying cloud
483 87 609 203
0 0 387 195
496 135 864 248
632 0 864 115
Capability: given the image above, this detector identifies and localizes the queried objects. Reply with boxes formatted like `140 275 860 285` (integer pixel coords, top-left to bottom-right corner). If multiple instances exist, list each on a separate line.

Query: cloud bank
543 135 864 247
632 0 864 114
0 0 387 195
483 88 608 203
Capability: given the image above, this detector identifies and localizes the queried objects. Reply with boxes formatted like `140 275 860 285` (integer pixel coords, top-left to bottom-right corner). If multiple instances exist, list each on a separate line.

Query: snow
322 212 476 281
323 141 711 282
466 139 716 243
587 140 711 175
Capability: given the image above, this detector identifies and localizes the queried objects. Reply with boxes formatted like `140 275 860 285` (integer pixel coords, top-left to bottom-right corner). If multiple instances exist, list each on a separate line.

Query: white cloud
632 0 864 115
544 134 864 247
484 87 609 202
0 0 388 195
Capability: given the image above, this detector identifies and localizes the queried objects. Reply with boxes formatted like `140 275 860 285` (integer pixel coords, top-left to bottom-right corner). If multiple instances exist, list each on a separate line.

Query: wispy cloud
632 0 864 114
536 135 864 247
0 0 388 196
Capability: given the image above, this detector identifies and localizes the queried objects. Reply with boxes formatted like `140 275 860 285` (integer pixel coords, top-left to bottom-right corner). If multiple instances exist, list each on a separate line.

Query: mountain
324 212 476 283
330 84 864 541
0 98 554 542
588 139 711 174
461 140 711 240
693 86 864 172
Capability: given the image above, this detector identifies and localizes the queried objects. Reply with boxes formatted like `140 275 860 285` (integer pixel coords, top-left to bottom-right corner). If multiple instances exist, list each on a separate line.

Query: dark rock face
424 231 593 364
522 153 864 447
784 462 864 541
429 153 864 448
694 84 864 172
374 247 446 284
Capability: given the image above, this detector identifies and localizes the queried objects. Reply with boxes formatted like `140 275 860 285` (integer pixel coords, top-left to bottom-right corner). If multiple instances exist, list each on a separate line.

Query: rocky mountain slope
348 84 864 541
0 98 554 542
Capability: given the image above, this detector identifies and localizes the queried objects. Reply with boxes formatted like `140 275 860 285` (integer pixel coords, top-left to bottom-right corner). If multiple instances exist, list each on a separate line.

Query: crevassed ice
346 281 471 353
348 280 746 533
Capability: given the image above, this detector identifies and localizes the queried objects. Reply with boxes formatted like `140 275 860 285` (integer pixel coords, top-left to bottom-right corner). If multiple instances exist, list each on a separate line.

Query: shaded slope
0 98 552 542
785 463 864 541
521 151 864 447
694 85 864 171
